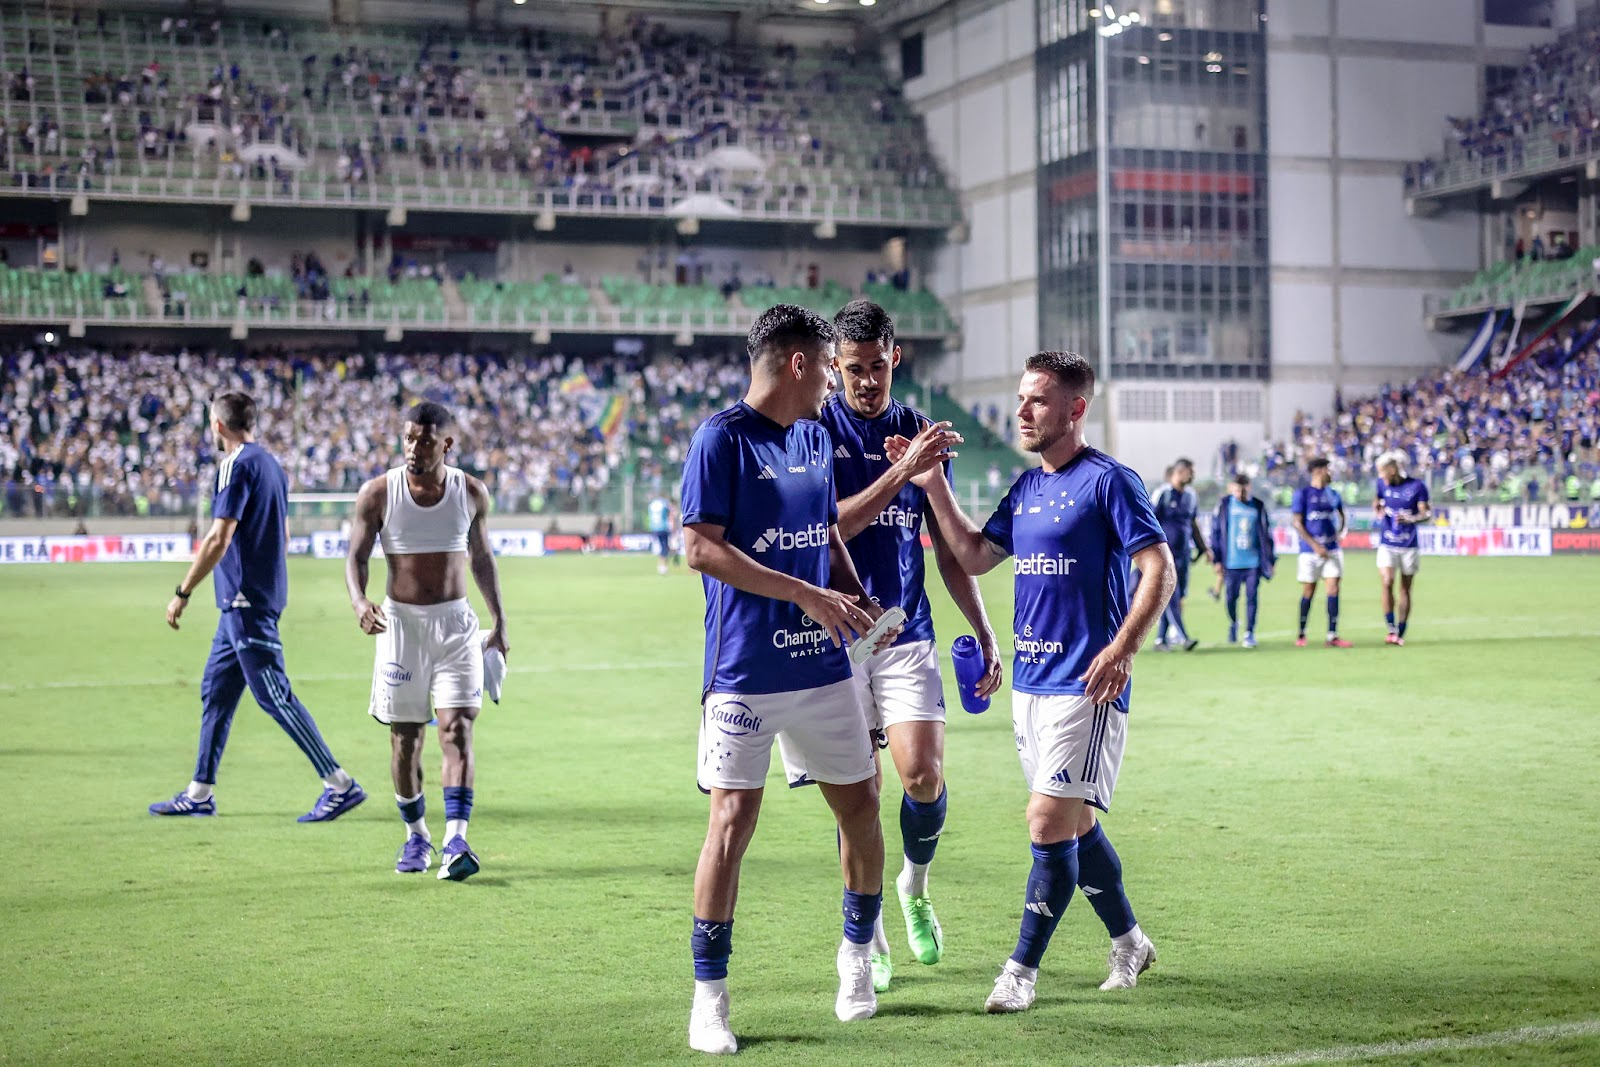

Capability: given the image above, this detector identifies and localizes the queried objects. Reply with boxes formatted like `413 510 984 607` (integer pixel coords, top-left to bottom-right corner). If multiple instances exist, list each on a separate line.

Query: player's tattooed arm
345 476 387 635
883 432 1007 575
1080 540 1175 705
835 421 961 542
684 522 876 649
466 477 509 657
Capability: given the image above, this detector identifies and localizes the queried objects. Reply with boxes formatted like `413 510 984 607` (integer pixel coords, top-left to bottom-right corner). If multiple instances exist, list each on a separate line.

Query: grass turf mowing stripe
1142 1019 1600 1067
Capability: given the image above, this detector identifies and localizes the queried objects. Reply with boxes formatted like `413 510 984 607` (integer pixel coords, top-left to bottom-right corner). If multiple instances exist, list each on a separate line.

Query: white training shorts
368 598 484 725
700 678 875 792
1012 692 1128 812
1375 545 1421 576
1295 549 1345 584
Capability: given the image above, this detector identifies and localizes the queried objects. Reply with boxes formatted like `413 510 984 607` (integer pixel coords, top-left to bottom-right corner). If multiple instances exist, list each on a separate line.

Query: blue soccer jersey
980 449 1165 707
1376 477 1430 548
819 393 941 648
211 442 291 614
1292 484 1344 553
1151 483 1198 556
680 402 852 696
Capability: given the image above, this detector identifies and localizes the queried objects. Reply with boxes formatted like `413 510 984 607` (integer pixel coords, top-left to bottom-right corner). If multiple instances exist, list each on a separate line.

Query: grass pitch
1 554 1596 1066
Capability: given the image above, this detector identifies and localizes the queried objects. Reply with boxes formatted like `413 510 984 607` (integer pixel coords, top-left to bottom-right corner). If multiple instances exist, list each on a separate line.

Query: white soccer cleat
835 942 878 1022
984 965 1037 1013
688 989 738 1055
1100 934 1158 990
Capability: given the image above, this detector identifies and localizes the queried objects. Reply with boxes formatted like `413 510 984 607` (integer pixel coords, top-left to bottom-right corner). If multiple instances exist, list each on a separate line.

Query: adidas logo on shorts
1049 767 1073 785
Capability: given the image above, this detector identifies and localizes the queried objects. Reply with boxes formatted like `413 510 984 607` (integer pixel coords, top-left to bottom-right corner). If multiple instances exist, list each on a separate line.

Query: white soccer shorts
700 679 875 791
778 639 944 776
1295 549 1345 584
1012 692 1127 812
1375 545 1421 576
368 598 484 725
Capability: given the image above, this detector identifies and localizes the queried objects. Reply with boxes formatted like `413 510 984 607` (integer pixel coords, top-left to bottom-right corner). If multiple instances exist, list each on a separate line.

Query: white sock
1113 923 1144 949
694 978 728 1000
186 781 212 801
899 858 931 897
871 912 889 955
396 792 429 841
839 937 871 959
1003 958 1038 981
322 767 354 792
445 818 469 842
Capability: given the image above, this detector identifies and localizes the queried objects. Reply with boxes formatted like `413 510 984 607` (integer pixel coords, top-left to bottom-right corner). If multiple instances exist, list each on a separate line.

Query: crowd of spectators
1410 25 1600 188
3 10 944 204
1261 335 1600 501
0 346 748 520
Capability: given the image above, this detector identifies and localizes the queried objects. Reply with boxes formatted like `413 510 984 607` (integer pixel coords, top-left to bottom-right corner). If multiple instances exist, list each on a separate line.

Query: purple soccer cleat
297 783 368 823
148 792 217 817
395 833 435 874
437 835 481 882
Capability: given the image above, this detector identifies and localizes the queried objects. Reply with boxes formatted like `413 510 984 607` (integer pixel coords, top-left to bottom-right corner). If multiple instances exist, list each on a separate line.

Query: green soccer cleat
898 886 944 965
870 952 892 993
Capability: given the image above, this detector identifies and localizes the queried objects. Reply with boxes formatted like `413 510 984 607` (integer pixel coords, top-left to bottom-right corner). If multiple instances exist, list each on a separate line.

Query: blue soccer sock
1327 594 1340 634
1076 822 1137 939
900 788 946 868
1385 610 1396 633
1168 599 1189 643
1298 595 1312 635
396 792 428 840
842 889 882 946
1397 619 1408 639
443 785 473 841
1010 838 1079 969
692 918 733 980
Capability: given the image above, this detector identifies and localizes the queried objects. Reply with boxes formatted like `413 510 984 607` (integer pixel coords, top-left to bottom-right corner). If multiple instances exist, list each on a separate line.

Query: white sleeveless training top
379 465 472 555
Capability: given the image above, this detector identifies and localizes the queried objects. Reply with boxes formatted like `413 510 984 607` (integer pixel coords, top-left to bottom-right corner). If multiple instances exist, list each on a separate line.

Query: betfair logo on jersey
1014 553 1079 576
752 522 829 553
869 504 918 530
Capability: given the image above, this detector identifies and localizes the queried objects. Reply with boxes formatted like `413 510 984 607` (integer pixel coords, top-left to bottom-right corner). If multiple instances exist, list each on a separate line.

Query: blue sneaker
297 782 368 823
437 835 481 882
395 833 435 874
1243 632 1258 649
148 791 216 817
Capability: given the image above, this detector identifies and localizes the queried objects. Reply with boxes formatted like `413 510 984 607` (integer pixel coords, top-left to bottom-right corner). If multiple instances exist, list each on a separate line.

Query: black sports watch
174 585 192 600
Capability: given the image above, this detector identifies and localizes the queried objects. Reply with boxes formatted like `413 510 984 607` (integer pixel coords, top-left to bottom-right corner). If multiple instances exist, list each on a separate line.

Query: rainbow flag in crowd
559 365 594 395
596 392 629 442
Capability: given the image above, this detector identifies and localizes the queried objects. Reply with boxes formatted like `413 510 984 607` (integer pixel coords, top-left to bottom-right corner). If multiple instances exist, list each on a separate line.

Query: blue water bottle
950 635 990 715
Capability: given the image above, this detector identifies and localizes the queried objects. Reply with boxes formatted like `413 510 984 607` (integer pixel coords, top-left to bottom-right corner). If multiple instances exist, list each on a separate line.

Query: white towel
480 630 506 704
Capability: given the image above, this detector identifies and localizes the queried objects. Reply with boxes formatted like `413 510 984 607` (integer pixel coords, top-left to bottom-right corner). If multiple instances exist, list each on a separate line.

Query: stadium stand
0 6 961 227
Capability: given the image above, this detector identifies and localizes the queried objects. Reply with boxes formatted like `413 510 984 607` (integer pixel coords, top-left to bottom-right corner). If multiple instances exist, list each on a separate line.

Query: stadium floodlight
1104 4 1116 17
860 0 876 6
1128 11 1141 21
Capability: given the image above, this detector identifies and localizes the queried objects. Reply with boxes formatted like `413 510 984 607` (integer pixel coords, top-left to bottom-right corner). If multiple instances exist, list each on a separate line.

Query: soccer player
681 305 899 1054
345 401 510 880
1291 458 1352 647
153 392 366 821
647 493 673 576
1373 451 1431 645
802 298 1001 993
1148 458 1207 651
893 351 1173 1014
1209 472 1275 648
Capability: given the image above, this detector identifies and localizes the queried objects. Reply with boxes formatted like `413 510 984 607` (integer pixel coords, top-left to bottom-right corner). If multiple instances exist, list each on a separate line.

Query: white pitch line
1140 1018 1600 1067
0 660 692 694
